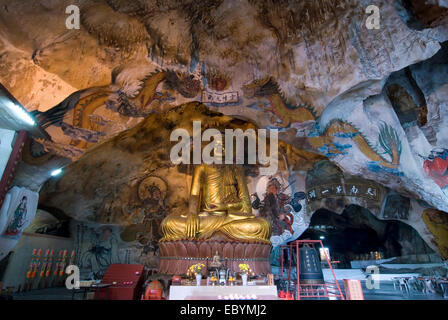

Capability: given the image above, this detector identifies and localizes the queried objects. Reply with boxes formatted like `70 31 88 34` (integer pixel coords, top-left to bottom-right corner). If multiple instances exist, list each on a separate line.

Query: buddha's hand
206 203 226 211
226 202 243 211
186 212 199 239
186 195 200 239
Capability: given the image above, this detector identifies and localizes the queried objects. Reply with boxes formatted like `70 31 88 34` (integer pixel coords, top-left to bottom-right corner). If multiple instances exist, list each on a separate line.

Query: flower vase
196 274 202 286
241 273 248 286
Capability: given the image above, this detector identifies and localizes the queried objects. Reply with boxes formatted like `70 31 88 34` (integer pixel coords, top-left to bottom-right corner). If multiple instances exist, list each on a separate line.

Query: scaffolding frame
279 240 345 300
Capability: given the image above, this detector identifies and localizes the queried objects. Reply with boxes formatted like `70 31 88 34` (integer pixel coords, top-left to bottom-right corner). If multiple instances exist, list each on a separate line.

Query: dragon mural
242 77 316 127
243 77 402 170
25 70 402 174
24 70 201 163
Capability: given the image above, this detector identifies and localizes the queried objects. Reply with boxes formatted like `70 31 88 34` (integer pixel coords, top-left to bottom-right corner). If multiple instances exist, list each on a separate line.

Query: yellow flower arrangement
239 263 252 275
187 263 205 276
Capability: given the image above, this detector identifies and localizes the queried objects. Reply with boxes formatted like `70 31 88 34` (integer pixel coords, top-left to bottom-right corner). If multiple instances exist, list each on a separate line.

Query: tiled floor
359 281 446 300
12 287 88 300
294 280 447 300
8 281 447 300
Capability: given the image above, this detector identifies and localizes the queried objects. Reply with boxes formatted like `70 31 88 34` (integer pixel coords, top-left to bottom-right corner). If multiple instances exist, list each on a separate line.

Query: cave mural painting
205 68 231 92
251 175 307 247
3 0 448 302
242 77 402 173
3 196 28 237
0 188 39 260
382 192 411 220
242 77 316 128
423 148 448 190
120 176 168 248
366 123 402 175
76 224 121 278
201 66 239 106
94 175 169 272
318 121 402 174
25 70 201 163
252 177 294 235
422 209 448 260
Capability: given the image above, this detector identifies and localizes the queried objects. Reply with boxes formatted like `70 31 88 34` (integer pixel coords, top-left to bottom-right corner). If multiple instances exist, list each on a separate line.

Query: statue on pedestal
210 251 223 268
159 145 271 243
158 138 272 275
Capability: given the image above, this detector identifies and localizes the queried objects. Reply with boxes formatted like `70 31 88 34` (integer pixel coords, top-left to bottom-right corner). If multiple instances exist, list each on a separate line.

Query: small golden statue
160 142 271 243
210 251 222 268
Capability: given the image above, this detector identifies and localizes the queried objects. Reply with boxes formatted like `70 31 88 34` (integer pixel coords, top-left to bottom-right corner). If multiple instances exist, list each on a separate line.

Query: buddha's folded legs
160 215 189 241
160 214 271 243
218 217 271 243
160 214 226 241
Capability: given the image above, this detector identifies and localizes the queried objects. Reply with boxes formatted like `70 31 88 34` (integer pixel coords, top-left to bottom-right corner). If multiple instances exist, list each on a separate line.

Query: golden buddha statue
160 147 271 243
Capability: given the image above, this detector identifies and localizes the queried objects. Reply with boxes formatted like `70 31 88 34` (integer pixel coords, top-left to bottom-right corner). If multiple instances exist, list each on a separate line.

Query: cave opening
297 205 435 269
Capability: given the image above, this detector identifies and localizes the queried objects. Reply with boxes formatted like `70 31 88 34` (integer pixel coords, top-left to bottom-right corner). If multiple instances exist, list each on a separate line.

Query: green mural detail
378 122 402 165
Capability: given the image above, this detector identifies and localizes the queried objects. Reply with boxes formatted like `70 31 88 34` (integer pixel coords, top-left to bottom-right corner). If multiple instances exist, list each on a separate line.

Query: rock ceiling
1 0 448 220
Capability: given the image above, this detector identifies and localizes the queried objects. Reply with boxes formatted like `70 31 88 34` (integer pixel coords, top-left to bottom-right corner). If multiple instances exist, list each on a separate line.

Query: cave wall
306 205 436 262
0 0 446 261
305 160 447 259
38 103 317 273
1 0 444 211
0 232 73 290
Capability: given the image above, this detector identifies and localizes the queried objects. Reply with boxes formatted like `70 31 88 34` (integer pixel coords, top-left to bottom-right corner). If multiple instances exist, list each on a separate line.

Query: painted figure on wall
120 176 168 247
423 148 448 190
139 179 167 242
4 196 27 236
422 209 448 260
251 177 296 236
80 226 120 278
382 192 410 220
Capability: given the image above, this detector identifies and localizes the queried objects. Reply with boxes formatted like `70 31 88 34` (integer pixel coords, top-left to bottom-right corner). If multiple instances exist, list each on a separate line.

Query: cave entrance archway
298 205 435 268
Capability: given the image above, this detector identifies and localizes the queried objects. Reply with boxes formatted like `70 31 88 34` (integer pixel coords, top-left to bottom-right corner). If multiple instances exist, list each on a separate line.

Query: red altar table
95 264 145 300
